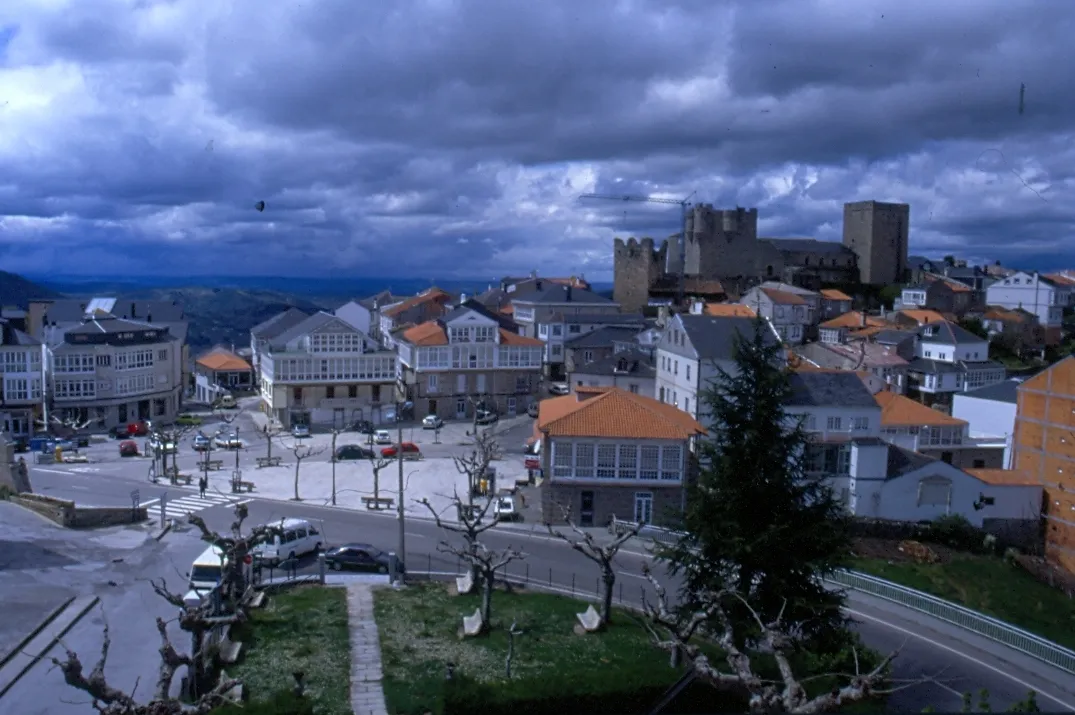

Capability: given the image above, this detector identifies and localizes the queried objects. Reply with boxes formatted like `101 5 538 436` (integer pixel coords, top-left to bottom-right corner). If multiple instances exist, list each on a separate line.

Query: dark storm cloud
1 0 1074 280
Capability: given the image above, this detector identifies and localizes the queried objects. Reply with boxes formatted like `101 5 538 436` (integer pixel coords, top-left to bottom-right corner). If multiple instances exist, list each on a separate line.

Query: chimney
460 293 468 304
565 285 572 301
860 311 866 328
131 302 137 318
147 312 152 323
530 270 537 279
535 280 543 291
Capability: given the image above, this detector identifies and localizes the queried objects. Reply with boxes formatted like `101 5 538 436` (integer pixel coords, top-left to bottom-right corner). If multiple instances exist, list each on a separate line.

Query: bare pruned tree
368 454 393 503
50 503 284 713
547 507 642 626
148 421 199 485
256 420 285 462
420 493 523 633
641 568 899 713
277 437 327 501
454 430 501 506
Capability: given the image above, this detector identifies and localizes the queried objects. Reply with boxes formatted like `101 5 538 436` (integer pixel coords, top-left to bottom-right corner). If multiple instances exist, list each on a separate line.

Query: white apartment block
0 320 44 440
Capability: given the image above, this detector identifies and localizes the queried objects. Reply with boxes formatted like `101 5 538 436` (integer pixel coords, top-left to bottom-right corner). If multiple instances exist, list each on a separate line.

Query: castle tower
613 237 663 313
684 204 759 279
843 200 910 285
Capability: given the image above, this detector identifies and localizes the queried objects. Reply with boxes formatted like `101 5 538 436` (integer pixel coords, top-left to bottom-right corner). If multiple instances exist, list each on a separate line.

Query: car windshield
190 565 222 584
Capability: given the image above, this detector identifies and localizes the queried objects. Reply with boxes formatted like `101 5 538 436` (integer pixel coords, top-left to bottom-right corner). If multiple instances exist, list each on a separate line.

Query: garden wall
11 493 147 528
850 515 1043 555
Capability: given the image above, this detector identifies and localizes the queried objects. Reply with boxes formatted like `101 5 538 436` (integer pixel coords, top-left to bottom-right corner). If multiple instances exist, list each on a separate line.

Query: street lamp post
394 382 407 580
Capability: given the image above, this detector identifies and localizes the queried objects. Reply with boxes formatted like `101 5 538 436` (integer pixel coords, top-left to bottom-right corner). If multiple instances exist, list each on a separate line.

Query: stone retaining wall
10 493 147 528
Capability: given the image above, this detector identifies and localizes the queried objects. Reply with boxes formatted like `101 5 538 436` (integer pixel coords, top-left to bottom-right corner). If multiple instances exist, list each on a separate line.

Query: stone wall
540 482 683 528
10 493 148 528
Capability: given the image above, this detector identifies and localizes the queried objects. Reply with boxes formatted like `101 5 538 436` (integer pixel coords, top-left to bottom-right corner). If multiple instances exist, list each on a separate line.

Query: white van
252 518 323 565
184 544 226 608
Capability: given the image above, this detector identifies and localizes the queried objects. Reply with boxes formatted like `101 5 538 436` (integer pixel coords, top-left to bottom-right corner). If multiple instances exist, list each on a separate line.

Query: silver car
291 424 311 439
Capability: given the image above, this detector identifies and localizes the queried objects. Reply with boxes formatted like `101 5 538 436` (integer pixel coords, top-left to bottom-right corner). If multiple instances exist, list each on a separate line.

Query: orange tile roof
575 385 612 395
500 303 514 315
538 388 705 440
897 309 946 325
499 329 543 346
196 350 251 372
983 307 1029 323
401 322 448 346
382 288 452 318
820 288 853 301
760 288 806 305
547 277 591 290
874 391 967 427
703 303 756 318
965 469 1040 487
1045 273 1075 287
851 326 885 338
820 311 888 330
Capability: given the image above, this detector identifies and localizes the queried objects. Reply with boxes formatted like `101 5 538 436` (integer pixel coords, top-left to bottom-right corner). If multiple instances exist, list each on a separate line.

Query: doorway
455 398 467 419
507 397 517 416
428 399 438 416
580 491 595 527
634 492 653 525
333 408 345 430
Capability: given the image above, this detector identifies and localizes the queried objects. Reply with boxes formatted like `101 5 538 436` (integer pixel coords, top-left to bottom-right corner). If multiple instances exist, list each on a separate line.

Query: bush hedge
850 514 1040 556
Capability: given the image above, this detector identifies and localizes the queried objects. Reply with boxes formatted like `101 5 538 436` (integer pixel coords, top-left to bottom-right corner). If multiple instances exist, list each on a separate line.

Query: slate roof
509 282 614 305
886 444 936 478
785 371 879 409
555 312 646 325
916 320 984 345
251 307 310 339
43 298 186 324
962 379 1022 404
677 315 778 361
565 326 643 349
357 290 399 310
66 314 171 336
270 311 346 347
441 299 520 332
0 318 40 347
573 348 656 379
761 238 856 255
874 329 915 346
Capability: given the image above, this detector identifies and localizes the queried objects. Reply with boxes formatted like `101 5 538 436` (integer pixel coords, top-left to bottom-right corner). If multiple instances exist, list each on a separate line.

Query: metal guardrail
609 518 1075 675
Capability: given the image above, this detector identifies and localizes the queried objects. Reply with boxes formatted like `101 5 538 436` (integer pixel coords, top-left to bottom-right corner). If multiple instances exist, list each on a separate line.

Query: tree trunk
373 469 380 501
293 460 301 500
266 433 273 460
480 570 494 630
600 567 616 625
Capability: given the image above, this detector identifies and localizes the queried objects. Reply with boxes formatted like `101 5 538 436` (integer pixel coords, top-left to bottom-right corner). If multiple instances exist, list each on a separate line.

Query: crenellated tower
613 237 667 313
684 204 760 278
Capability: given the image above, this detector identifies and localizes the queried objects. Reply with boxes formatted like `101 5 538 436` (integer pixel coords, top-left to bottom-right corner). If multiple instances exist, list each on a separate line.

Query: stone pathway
345 584 389 715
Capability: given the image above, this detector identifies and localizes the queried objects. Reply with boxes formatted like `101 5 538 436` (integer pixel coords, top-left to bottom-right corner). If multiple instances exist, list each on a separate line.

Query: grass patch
214 585 351 715
852 554 1075 648
375 582 883 715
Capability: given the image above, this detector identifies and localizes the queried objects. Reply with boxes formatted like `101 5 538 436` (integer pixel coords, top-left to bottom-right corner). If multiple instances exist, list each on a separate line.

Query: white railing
607 517 1075 675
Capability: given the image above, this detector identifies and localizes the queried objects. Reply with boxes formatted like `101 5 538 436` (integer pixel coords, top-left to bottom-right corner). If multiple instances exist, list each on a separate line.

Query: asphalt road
187 496 1075 713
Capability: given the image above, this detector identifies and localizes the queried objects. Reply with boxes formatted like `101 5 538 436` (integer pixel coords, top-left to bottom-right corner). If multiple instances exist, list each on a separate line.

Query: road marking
405 531 431 540
32 468 74 475
846 608 1075 711
141 493 239 520
616 571 647 581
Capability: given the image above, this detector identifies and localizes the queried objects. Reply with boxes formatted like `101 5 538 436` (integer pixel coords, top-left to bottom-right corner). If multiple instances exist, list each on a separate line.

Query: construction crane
579 192 696 305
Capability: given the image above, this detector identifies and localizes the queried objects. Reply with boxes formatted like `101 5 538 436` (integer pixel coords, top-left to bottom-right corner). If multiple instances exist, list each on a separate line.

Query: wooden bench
514 477 531 489
255 456 282 468
455 570 475 595
460 608 483 638
198 460 224 471
230 480 255 493
171 472 193 485
361 496 394 510
575 604 603 634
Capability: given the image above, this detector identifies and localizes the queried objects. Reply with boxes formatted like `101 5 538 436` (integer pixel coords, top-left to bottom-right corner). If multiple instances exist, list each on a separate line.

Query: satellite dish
254 201 266 212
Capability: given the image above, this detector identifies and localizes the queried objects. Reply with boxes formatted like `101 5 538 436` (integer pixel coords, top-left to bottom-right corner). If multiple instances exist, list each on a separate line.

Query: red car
118 440 139 457
524 457 541 471
381 442 422 460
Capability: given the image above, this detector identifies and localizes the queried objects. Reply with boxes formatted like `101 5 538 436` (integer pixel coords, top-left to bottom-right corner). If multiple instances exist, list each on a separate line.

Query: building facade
49 315 184 429
194 347 253 404
257 311 397 428
985 272 1065 344
842 200 910 285
0 319 44 440
397 302 545 419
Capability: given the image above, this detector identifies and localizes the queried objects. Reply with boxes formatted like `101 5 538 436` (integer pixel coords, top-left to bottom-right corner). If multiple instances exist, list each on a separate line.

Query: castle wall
613 237 663 314
685 205 761 279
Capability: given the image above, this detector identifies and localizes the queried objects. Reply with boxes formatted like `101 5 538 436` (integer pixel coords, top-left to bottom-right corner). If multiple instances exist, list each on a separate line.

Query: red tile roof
538 388 705 440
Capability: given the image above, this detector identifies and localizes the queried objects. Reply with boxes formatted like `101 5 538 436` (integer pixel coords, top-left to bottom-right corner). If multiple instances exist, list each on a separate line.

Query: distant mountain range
0 270 67 308
3 272 613 354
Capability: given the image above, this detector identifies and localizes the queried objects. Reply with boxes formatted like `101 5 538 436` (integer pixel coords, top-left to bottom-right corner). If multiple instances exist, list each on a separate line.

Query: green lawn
373 582 883 715
852 554 1075 648
215 586 352 715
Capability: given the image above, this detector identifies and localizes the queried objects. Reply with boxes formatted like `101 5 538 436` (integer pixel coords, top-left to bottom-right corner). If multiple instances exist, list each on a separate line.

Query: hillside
49 283 331 354
0 270 66 308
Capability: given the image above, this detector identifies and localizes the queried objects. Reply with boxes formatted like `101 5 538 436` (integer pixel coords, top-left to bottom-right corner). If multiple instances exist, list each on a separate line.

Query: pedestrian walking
199 476 208 498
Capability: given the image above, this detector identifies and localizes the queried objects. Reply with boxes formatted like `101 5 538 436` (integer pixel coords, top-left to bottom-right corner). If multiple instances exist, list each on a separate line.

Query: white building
985 271 1065 335
904 321 1006 406
952 379 1022 469
654 314 783 424
256 310 398 428
0 319 44 440
738 284 815 344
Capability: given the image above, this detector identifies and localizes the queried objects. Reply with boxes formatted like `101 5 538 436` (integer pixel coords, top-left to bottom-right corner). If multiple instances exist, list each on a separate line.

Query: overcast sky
0 0 1072 281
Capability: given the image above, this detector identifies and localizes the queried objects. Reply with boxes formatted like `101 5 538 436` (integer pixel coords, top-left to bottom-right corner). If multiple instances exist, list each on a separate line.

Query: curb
0 595 100 699
0 597 75 672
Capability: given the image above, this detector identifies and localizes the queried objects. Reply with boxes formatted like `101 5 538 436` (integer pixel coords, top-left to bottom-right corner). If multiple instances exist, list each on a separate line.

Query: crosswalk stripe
140 493 239 518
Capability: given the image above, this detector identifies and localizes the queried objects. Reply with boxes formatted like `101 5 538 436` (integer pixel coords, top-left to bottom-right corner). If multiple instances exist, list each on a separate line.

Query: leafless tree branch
275 437 328 501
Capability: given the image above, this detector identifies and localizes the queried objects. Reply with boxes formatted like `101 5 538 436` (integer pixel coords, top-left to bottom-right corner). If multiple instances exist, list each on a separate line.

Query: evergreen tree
660 317 853 648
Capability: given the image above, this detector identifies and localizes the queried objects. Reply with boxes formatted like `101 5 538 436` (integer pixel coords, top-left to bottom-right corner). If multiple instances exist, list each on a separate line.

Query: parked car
251 518 323 565
54 439 75 452
176 413 203 426
374 429 393 445
119 440 139 457
127 421 150 436
291 424 310 439
475 410 498 426
214 394 237 409
214 432 243 449
421 415 444 430
192 434 211 452
495 496 522 522
381 442 421 460
323 543 402 574
110 425 130 440
149 435 177 454
526 402 539 418
335 444 375 461
548 383 570 396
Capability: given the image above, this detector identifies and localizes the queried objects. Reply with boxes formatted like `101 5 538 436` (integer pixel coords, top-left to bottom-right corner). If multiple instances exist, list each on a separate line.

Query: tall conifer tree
661 318 852 648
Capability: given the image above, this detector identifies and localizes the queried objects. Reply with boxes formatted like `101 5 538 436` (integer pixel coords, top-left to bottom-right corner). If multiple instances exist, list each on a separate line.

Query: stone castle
613 200 909 313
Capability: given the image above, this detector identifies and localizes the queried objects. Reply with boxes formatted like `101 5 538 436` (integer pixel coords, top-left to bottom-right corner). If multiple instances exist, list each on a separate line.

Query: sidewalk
345 584 388 715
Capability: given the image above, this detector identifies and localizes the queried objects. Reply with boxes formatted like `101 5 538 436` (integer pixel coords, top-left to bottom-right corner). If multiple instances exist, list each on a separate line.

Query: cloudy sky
0 0 1072 282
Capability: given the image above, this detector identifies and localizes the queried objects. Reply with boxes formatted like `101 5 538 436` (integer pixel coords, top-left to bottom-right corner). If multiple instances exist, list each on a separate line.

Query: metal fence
608 518 1075 675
